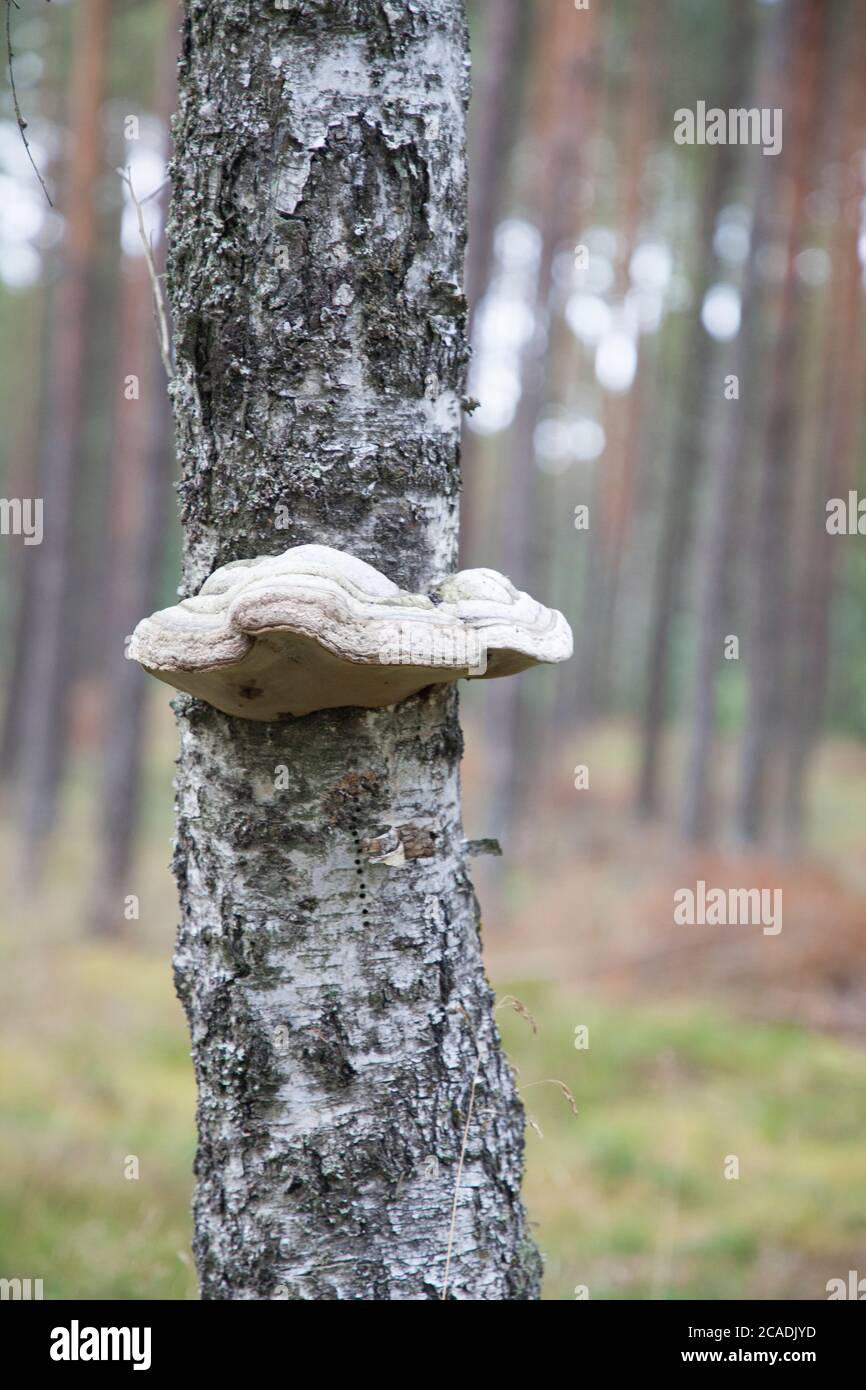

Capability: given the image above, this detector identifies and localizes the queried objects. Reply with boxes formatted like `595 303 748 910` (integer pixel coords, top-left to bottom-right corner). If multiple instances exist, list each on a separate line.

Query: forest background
2 0 866 1300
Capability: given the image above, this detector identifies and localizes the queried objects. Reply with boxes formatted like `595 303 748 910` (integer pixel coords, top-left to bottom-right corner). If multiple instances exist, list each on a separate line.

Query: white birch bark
167 0 541 1300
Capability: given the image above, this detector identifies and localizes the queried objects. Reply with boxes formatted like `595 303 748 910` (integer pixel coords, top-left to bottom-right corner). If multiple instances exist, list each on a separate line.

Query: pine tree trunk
91 0 178 936
18 0 109 864
167 0 540 1301
636 0 751 821
736 0 827 844
458 0 522 567
0 284 47 778
463 0 522 318
679 2 780 843
576 0 659 718
679 152 768 841
487 0 596 843
784 0 866 842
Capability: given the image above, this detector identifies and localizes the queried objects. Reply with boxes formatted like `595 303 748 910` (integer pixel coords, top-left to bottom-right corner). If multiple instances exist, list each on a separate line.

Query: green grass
2 706 866 1298
2 930 864 1298
498 986 866 1299
0 941 197 1300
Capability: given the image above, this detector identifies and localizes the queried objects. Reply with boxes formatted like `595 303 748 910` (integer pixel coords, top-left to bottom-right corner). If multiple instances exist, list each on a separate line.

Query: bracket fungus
126 544 572 720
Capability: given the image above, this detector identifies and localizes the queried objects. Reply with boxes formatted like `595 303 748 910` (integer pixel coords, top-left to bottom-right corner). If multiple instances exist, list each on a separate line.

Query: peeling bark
168 0 539 1300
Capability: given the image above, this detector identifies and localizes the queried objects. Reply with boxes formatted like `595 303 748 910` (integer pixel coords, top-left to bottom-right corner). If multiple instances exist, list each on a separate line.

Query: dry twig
5 0 53 206
117 165 175 380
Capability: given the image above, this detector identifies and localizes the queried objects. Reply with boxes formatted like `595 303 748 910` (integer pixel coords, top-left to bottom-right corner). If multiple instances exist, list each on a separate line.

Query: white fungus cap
126 544 573 720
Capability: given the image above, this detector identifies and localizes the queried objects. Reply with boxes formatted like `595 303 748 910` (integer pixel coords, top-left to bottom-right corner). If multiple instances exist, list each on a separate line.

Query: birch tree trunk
167 0 540 1301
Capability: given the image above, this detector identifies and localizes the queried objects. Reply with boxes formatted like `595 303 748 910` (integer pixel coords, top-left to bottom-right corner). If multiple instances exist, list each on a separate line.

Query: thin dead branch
117 165 175 380
5 0 53 206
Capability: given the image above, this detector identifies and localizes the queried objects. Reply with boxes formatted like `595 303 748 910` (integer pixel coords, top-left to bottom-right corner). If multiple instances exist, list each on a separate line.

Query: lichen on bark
168 0 541 1299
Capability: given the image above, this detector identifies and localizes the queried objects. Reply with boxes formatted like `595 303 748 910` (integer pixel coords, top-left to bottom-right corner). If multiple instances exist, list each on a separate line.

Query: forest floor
1 699 865 1299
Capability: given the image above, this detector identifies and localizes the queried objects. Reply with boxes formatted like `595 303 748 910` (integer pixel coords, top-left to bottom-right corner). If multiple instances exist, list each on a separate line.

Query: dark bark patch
323 768 386 829
300 1012 356 1090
